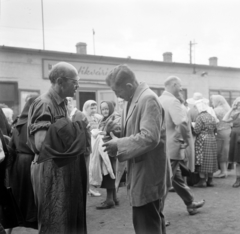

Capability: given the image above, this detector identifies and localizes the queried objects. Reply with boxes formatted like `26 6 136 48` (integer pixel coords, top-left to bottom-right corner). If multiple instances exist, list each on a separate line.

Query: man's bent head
105 64 138 101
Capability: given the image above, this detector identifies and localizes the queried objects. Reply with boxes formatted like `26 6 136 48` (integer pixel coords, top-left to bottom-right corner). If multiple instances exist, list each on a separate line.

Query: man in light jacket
103 64 171 234
159 76 205 215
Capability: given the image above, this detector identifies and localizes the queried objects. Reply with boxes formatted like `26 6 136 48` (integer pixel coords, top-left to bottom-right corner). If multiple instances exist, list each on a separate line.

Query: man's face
110 83 133 102
62 75 79 98
173 80 183 99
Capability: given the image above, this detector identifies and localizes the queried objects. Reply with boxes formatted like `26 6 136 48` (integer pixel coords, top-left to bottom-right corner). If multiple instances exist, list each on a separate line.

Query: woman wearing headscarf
82 100 102 130
223 97 240 187
211 95 231 178
8 95 38 229
95 101 121 209
193 99 218 187
82 100 103 196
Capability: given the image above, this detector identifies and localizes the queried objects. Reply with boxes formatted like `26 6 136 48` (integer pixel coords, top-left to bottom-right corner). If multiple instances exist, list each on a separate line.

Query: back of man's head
49 62 78 84
164 76 181 88
164 76 182 98
106 64 138 88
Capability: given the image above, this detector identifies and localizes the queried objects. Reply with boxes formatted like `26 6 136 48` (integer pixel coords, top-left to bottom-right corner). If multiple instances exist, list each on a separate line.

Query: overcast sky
1 0 240 67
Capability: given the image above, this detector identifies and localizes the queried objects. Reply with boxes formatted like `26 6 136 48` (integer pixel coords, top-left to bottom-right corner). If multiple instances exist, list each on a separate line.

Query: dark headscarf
100 101 115 121
16 94 39 133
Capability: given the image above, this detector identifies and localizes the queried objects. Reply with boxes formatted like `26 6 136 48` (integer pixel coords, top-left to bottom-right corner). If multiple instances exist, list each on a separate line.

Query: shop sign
42 59 116 81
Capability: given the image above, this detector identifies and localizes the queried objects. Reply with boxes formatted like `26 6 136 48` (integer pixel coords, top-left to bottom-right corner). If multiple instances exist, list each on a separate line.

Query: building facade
0 44 240 116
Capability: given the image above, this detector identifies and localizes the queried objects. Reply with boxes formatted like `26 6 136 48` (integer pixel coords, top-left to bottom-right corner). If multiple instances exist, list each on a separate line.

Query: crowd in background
0 62 240 234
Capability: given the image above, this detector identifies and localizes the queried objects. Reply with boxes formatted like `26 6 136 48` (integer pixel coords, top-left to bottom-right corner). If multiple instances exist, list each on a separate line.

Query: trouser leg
171 160 194 206
132 199 166 234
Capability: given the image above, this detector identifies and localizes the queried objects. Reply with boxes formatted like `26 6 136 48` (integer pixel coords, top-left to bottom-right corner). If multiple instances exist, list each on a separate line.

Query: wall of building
0 46 240 114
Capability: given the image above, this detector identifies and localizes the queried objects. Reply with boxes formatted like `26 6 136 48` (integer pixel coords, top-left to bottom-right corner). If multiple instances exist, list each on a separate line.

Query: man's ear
126 83 133 90
56 77 64 86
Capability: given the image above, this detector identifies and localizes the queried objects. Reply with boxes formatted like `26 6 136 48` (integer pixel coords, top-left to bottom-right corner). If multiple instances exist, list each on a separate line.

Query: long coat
159 91 190 160
116 83 171 207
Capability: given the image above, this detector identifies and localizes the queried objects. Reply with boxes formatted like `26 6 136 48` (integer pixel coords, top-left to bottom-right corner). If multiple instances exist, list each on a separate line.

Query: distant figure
159 76 205 215
211 95 231 178
9 95 39 230
95 101 121 210
223 97 240 187
193 99 218 187
82 100 101 130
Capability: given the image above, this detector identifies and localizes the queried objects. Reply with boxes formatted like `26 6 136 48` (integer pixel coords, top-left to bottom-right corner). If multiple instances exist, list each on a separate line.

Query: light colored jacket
159 91 190 160
116 83 171 207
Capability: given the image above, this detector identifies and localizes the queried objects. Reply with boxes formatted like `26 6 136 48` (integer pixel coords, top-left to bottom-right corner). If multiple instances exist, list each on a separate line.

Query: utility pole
189 40 197 64
92 29 95 55
41 0 45 50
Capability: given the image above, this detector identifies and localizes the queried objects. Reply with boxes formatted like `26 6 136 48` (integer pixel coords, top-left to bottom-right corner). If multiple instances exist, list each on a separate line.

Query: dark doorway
78 91 96 111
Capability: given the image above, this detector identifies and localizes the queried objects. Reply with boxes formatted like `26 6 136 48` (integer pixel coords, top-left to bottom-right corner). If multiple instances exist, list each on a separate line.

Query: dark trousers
171 160 194 206
132 199 166 234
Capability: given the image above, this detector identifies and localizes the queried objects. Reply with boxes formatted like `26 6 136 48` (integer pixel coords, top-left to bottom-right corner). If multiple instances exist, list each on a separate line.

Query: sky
1 0 240 68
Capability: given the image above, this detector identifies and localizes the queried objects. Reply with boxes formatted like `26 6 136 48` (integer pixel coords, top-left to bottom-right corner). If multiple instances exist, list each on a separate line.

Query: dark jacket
38 117 87 168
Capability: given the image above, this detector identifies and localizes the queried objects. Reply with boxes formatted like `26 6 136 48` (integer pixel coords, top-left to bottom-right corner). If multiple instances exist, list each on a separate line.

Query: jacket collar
124 82 149 124
49 87 67 106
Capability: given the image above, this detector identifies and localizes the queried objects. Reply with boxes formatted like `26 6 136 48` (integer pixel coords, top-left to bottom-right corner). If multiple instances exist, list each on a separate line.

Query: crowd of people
0 62 240 234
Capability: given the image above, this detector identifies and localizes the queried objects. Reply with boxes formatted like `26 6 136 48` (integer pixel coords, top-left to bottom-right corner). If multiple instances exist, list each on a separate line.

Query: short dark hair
106 64 137 88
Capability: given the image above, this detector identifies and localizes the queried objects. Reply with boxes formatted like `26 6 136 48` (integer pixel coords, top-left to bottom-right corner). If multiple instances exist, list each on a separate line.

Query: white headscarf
195 99 219 122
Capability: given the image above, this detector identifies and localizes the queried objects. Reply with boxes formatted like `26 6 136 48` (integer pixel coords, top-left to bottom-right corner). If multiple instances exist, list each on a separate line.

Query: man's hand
102 132 118 157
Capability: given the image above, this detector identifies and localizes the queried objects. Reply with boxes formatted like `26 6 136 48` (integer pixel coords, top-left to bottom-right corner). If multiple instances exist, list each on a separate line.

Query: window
209 90 240 106
0 82 19 117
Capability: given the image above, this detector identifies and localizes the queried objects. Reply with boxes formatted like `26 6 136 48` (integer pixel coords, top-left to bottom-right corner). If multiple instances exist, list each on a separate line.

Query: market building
0 43 240 116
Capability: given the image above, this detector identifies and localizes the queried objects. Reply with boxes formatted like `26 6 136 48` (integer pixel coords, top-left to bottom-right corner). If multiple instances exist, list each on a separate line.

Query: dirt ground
9 169 240 234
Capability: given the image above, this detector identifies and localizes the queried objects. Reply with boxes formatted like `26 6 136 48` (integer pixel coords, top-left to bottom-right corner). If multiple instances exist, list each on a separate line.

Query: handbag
0 186 24 229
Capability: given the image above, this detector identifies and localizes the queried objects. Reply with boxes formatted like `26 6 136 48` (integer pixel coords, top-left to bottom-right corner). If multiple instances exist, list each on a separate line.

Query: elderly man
159 76 205 215
103 65 171 234
27 62 87 234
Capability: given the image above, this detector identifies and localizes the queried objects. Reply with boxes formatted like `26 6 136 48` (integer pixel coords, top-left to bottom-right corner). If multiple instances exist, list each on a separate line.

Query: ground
9 169 240 234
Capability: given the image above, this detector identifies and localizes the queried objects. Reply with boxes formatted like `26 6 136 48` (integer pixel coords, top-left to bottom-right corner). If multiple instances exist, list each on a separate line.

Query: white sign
43 59 116 81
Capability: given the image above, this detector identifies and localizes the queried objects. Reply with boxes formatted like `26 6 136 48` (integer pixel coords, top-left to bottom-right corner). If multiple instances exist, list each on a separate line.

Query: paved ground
8 169 240 234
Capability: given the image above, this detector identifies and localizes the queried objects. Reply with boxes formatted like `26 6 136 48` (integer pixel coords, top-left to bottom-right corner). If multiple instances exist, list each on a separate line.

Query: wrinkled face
100 102 109 117
62 75 79 98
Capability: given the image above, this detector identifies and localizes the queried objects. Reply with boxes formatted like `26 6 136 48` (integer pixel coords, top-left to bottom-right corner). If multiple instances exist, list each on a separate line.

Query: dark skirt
195 134 218 174
31 157 87 234
101 157 116 189
229 127 240 163
8 153 37 228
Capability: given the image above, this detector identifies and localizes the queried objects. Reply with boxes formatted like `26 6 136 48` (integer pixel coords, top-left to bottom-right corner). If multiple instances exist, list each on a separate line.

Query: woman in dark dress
223 97 240 187
96 101 121 209
8 95 38 229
